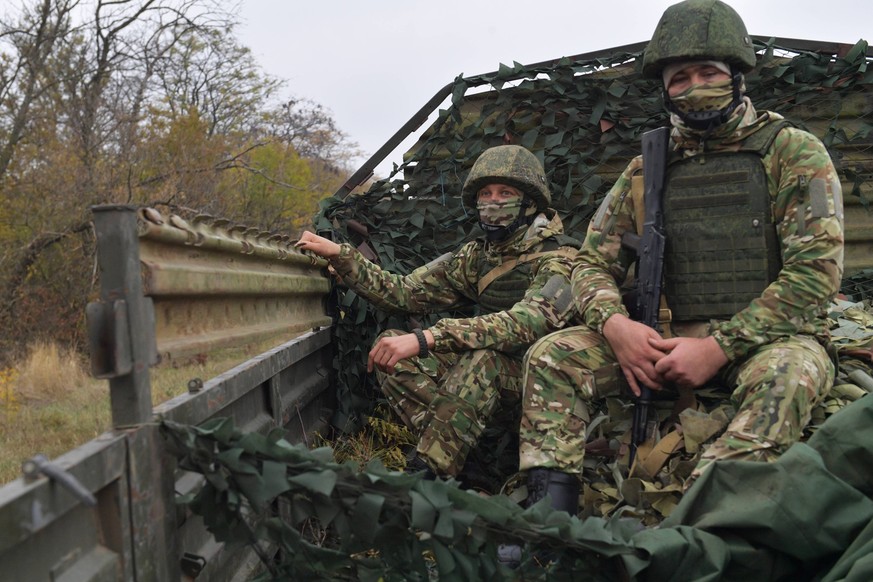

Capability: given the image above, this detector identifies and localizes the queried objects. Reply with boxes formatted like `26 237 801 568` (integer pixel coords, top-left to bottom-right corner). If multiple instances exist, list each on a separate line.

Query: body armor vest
475 235 579 316
663 121 788 321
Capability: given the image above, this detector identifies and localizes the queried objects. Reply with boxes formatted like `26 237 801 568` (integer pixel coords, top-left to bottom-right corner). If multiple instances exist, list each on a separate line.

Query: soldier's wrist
424 327 441 351
709 329 738 362
596 306 629 335
412 328 429 357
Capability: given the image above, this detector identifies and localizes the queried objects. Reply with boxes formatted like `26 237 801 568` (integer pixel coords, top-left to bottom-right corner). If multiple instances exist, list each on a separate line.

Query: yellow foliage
0 367 20 417
218 140 321 233
321 406 415 471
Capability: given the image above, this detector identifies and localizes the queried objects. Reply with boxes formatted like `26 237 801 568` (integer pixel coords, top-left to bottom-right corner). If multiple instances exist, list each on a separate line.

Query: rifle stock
625 126 670 466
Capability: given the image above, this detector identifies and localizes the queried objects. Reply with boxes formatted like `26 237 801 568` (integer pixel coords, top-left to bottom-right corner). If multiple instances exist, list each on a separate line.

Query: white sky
236 0 872 179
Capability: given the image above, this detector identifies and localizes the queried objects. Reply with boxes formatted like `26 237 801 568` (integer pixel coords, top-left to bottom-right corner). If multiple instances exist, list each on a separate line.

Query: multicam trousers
518 325 834 479
375 329 523 476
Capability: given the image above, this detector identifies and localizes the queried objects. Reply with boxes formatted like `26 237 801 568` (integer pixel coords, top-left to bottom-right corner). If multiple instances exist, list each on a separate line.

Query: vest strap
477 247 577 296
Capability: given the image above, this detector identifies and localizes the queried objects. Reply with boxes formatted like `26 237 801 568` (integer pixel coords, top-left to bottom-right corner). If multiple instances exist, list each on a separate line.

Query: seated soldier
296 145 579 482
516 0 843 524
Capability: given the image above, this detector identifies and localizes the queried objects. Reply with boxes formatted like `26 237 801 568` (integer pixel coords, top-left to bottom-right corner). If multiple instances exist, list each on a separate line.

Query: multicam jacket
572 101 844 361
330 210 579 354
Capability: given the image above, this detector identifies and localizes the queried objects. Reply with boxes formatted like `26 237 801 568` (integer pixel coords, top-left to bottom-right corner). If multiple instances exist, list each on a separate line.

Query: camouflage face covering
477 196 525 227
669 78 735 114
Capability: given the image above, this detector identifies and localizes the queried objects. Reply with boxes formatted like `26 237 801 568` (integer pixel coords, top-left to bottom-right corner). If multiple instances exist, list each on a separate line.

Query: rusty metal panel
135 208 333 365
0 434 132 582
0 328 335 582
125 424 178 582
1 206 338 581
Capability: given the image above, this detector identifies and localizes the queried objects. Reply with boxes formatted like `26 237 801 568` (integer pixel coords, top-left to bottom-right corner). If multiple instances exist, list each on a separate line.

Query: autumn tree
0 0 360 358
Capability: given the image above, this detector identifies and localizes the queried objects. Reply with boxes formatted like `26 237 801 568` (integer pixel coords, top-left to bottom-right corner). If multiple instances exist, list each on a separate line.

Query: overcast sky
236 0 872 178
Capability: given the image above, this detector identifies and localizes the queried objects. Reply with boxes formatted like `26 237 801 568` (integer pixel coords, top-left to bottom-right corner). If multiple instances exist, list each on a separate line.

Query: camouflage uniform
330 147 579 477
519 5 844 484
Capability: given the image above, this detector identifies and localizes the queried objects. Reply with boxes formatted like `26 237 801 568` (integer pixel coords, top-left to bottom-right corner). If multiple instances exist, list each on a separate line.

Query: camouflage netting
165 38 873 581
314 38 873 435
162 386 873 581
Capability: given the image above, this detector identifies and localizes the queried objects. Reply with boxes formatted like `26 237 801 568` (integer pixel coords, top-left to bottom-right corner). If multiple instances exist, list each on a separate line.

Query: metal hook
21 454 97 507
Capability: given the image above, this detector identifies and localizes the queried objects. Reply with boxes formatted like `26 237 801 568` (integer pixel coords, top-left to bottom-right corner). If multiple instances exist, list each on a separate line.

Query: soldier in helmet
296 144 580 481
515 0 844 520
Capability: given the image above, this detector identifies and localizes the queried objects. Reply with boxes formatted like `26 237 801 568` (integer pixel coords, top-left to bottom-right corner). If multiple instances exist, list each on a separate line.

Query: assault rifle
621 126 670 466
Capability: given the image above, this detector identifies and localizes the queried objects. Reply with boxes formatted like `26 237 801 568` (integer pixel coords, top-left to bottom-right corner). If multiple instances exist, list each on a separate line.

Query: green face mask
669 78 734 115
476 196 525 228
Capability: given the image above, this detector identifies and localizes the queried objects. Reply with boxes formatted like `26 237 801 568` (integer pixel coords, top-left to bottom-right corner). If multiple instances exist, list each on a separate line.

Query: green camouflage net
161 38 873 582
162 383 873 581
161 417 629 582
314 38 873 433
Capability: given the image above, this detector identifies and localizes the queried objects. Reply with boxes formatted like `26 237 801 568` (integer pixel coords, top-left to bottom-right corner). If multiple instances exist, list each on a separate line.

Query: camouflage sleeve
570 156 643 334
329 243 471 314
427 250 579 353
711 127 844 360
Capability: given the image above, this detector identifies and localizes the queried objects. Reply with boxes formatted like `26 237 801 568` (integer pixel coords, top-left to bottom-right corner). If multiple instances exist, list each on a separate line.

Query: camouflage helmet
461 145 551 211
642 0 756 79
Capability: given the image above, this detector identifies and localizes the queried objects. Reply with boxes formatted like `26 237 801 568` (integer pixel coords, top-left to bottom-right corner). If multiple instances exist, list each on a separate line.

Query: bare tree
152 23 281 137
0 0 76 181
60 0 232 199
272 97 361 168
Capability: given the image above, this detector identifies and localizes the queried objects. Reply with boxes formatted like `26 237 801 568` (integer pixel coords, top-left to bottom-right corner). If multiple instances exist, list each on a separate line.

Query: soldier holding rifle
515 0 844 517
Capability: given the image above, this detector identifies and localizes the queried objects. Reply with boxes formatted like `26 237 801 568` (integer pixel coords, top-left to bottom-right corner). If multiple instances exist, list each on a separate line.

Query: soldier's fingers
635 364 664 391
370 340 390 366
376 347 389 368
649 336 677 351
622 367 642 397
366 345 380 373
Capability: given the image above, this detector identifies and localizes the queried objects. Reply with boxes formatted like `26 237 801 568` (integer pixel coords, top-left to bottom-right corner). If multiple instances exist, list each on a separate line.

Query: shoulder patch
809 177 830 218
541 274 573 315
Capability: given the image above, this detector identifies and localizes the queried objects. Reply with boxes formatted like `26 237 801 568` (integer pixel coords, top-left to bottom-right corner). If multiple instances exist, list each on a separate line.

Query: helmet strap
663 67 744 134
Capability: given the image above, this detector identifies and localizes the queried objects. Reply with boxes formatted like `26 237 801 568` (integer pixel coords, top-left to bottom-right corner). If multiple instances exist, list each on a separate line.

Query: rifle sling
630 429 684 481
631 173 646 237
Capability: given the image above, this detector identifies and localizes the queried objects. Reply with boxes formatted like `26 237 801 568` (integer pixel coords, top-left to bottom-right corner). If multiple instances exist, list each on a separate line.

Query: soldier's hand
603 313 667 396
295 230 341 258
368 333 423 373
650 336 727 388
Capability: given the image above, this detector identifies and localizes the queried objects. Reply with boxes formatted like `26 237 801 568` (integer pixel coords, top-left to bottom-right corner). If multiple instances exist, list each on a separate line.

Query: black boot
405 454 436 480
525 468 580 515
497 468 580 568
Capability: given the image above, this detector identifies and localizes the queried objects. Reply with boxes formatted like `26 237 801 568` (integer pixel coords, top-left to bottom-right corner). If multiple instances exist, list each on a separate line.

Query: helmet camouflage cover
461 145 551 211
642 0 757 79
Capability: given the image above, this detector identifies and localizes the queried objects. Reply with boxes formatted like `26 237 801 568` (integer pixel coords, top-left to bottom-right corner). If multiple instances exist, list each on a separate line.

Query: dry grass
0 341 107 484
0 337 408 486
0 339 280 485
323 407 416 472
